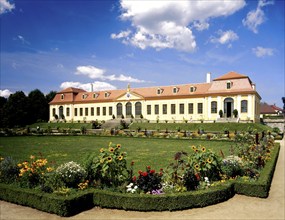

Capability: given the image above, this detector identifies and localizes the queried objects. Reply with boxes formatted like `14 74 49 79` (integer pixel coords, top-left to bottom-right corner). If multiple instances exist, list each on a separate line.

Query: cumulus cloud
252 46 274 57
60 81 117 92
76 65 145 83
0 89 13 98
111 0 245 52
0 0 15 14
210 30 239 46
242 0 274 34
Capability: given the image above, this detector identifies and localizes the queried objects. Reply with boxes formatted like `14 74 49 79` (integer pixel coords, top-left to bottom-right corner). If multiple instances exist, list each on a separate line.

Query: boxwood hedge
0 143 280 216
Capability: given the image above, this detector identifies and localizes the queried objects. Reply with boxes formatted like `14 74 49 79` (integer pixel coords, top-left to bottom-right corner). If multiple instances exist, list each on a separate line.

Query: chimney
206 72 211 83
90 83 94 92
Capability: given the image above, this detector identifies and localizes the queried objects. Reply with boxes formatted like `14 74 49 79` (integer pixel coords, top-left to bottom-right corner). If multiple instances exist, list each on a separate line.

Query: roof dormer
157 88 163 95
104 92 110 98
93 93 99 99
82 94 88 99
173 87 179 94
190 86 196 93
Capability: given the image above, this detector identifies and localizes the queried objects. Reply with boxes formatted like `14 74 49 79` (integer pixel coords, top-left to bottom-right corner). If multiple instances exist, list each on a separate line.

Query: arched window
52 108 56 116
135 102 142 117
116 103 122 117
66 107 70 117
241 100 248 113
59 106 64 119
211 101 217 113
126 102 132 117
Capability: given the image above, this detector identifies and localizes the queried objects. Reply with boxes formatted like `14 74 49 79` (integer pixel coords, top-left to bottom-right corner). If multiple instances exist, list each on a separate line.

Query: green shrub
0 157 19 183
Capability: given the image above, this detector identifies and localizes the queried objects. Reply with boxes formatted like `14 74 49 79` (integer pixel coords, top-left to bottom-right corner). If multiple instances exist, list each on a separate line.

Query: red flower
150 169 155 174
160 168 163 172
138 170 142 175
142 172 148 177
130 161 135 166
159 172 163 176
147 166 151 170
132 176 137 182
195 173 200 181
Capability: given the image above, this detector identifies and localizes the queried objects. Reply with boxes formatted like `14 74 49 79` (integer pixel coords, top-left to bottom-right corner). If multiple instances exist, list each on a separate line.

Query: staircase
216 117 239 123
101 119 132 130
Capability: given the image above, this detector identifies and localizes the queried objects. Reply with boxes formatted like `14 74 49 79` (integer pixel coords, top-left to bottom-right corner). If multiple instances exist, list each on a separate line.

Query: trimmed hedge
0 184 94 217
0 144 280 215
93 183 234 211
234 143 280 198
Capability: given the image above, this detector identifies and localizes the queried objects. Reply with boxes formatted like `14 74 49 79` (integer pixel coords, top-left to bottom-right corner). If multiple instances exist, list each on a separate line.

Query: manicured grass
0 136 234 172
129 122 271 132
28 122 92 129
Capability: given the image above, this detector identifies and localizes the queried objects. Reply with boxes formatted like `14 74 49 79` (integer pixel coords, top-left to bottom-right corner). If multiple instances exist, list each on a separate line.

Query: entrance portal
224 98 234 118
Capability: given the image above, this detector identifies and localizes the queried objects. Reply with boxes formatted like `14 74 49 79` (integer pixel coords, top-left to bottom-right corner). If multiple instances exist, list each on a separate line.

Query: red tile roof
213 71 249 81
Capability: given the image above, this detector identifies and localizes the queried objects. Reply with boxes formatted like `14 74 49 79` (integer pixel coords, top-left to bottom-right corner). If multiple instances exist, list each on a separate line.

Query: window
198 103 203 114
52 108 56 116
227 81 232 89
179 104 184 114
109 106 113 116
163 104 167 114
116 103 122 116
173 87 178 94
82 94 88 99
135 102 142 116
74 108 78 116
171 104 176 114
147 105 151 115
97 107 100 116
103 107 106 116
66 107 70 117
126 102 132 116
241 100 248 113
155 105 159 115
211 101 217 113
157 88 163 95
93 93 99 98
61 94 64 99
80 108 83 116
188 103 193 114
85 108 88 116
104 92 110 98
190 86 196 93
91 107 94 116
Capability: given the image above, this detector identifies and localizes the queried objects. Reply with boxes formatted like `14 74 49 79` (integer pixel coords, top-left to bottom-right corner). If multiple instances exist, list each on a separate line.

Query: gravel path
1 138 284 220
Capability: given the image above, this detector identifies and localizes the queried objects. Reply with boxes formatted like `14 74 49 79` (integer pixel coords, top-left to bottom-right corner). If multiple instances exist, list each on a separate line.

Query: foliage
133 166 163 193
221 156 244 178
18 154 53 188
188 145 222 181
87 142 129 188
0 156 19 183
56 161 86 188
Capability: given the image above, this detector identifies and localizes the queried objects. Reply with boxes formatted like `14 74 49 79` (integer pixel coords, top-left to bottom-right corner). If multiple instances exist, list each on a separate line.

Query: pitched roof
60 87 86 93
260 102 284 114
213 71 249 81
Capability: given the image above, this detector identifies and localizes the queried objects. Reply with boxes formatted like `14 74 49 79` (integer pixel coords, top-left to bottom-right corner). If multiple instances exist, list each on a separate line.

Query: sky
0 0 284 107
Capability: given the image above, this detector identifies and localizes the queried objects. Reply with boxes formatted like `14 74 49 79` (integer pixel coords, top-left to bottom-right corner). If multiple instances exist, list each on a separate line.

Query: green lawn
0 136 235 172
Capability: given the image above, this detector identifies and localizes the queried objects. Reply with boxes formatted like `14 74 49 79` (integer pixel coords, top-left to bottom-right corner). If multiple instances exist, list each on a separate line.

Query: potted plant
219 110 223 118
233 109 238 118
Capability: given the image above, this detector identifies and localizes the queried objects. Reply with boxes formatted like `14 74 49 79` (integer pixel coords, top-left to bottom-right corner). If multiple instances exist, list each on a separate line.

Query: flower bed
0 137 280 216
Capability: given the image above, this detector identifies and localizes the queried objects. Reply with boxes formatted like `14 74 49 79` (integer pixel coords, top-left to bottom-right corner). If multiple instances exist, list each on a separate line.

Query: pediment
116 91 144 101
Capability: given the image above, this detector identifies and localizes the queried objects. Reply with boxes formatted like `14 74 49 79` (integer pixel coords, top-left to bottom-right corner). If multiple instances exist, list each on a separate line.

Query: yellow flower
201 147 206 152
100 158 105 164
30 155 35 160
207 158 212 164
100 148 104 153
194 164 200 170
109 142 112 147
0 157 4 161
116 144 121 149
46 167 53 172
109 147 115 153
118 156 123 161
17 163 22 168
107 156 112 163
191 145 196 151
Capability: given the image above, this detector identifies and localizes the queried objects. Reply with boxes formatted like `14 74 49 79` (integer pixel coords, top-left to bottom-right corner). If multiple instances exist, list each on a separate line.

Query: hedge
0 184 94 217
234 143 280 198
0 144 280 216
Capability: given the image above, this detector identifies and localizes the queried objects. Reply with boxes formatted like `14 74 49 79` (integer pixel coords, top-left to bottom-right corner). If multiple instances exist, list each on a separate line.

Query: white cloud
76 65 145 83
112 0 245 52
15 35 30 45
242 0 274 34
60 81 117 92
252 46 274 57
0 0 15 14
210 30 239 46
0 89 13 98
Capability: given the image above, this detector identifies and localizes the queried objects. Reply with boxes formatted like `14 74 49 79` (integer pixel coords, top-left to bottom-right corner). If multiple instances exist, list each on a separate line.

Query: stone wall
263 119 285 132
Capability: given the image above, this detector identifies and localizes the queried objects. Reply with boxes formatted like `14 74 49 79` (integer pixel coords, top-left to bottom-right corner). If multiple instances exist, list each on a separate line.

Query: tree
27 89 49 123
2 91 29 127
0 97 7 127
45 91 57 104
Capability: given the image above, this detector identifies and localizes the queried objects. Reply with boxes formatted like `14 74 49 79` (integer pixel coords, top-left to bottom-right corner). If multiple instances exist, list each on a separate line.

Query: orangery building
49 72 261 123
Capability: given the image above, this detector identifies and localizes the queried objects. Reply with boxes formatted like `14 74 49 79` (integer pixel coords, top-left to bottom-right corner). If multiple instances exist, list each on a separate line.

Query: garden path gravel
1 138 284 220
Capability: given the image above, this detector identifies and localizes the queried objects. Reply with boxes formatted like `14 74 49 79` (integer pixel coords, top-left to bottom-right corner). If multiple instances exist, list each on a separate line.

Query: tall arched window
66 107 70 117
59 106 64 119
211 101 217 113
241 100 248 113
126 102 132 117
135 102 142 117
116 103 122 117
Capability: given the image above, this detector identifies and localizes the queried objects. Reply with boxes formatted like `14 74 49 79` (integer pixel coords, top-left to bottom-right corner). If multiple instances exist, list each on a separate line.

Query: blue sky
0 0 284 107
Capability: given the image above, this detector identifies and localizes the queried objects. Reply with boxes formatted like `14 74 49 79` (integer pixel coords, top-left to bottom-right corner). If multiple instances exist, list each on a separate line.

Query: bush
56 161 86 188
221 156 244 178
0 157 19 183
